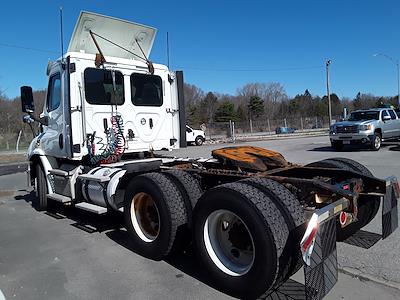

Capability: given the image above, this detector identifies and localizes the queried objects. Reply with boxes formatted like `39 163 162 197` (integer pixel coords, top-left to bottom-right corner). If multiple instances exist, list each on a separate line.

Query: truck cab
18 12 400 300
23 11 186 164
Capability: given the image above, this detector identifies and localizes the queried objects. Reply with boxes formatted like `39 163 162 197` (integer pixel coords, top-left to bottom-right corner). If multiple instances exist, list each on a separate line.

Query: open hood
68 11 157 60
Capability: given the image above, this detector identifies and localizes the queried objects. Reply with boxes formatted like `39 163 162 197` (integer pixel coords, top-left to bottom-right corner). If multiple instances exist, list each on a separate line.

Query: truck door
388 109 400 137
381 110 396 138
41 63 71 158
186 126 194 142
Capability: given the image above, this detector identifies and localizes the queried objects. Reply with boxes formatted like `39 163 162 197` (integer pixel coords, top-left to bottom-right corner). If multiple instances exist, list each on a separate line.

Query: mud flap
382 176 399 239
264 218 338 300
264 177 399 300
303 218 337 300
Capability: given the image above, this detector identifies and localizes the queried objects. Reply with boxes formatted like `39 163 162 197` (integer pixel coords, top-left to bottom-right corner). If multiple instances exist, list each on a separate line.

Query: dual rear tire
306 158 379 241
124 171 304 299
192 179 305 299
124 171 202 260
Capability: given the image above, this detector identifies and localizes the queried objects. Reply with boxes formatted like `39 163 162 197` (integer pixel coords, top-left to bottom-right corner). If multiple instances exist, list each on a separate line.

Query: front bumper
330 132 374 145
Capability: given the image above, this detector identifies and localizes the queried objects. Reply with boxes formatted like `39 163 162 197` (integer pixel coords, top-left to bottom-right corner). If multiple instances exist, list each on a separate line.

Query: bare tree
264 82 288 118
183 83 204 107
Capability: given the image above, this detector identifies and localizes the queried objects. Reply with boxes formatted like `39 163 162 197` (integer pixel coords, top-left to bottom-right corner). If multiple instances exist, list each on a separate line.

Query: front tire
33 163 48 211
331 140 343 151
371 133 381 151
124 173 187 260
193 182 289 299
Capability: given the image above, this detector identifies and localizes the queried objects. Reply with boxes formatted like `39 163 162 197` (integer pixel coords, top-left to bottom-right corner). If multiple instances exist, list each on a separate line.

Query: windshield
348 111 379 121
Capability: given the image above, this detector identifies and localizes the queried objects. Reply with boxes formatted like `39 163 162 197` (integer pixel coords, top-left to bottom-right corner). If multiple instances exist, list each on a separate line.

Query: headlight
359 124 372 131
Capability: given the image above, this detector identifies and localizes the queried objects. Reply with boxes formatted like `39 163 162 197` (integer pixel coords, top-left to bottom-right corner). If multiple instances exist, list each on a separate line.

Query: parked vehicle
20 11 399 299
186 125 205 146
275 127 296 134
330 108 400 151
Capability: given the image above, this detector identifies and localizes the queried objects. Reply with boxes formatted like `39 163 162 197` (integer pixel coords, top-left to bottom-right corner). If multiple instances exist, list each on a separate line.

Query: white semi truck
21 11 399 300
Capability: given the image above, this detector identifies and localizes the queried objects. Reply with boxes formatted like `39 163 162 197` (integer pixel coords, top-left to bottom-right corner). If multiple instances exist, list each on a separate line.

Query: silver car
329 108 400 150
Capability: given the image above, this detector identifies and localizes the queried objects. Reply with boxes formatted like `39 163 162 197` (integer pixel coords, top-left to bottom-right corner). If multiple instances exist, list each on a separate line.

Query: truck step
47 193 72 204
49 169 71 177
75 202 108 214
78 174 110 183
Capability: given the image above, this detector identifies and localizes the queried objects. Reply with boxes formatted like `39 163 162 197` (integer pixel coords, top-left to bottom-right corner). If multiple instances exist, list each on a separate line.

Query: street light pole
326 60 332 125
397 61 399 107
373 53 400 108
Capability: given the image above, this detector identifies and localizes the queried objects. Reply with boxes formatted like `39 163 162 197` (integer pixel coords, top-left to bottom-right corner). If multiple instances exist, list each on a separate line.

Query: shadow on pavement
308 146 367 152
389 145 400 151
341 230 381 249
14 191 124 233
15 191 308 300
308 143 398 152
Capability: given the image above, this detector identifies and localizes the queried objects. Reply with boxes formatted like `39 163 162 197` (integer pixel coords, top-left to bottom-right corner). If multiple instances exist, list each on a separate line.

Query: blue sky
0 0 399 99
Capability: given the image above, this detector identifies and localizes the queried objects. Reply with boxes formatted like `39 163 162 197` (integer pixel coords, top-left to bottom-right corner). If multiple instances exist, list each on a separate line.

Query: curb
339 266 400 290
206 131 329 145
0 161 29 167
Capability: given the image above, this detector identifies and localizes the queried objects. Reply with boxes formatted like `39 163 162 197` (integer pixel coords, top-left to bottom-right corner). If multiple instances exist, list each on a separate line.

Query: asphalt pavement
1 136 400 299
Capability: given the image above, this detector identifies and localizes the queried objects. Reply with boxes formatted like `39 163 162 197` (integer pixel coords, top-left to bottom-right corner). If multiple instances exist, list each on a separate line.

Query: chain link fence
0 115 339 151
0 131 33 152
204 115 340 140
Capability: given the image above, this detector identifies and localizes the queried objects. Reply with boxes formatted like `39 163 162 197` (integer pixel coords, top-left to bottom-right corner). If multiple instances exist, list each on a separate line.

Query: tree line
0 89 46 135
0 83 398 135
184 82 398 127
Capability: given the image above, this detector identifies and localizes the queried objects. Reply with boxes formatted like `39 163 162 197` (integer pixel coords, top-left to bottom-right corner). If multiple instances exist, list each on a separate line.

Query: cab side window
186 127 192 133
388 110 397 120
47 73 61 112
381 110 389 120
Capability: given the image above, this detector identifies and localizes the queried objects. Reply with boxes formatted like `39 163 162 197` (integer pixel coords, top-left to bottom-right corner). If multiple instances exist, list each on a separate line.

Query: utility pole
326 60 332 126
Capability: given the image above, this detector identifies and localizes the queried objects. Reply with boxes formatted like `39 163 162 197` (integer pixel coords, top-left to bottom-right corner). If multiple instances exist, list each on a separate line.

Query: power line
0 42 58 54
0 42 325 73
175 65 324 72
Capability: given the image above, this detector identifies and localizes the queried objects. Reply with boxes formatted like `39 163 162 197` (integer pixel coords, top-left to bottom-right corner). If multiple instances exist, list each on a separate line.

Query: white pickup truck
186 125 205 146
330 107 400 150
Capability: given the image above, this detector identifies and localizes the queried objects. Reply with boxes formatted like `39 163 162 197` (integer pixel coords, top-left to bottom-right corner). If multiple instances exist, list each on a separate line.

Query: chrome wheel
130 192 160 242
203 209 255 276
374 135 381 149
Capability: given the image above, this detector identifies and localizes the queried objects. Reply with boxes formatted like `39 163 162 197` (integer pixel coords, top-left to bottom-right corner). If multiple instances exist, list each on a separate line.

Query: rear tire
193 182 289 299
33 163 48 211
305 158 379 241
240 178 306 282
162 169 202 225
195 136 204 146
124 173 187 260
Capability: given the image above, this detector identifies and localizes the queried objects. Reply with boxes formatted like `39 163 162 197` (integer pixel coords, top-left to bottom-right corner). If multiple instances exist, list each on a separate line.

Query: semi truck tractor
21 11 399 299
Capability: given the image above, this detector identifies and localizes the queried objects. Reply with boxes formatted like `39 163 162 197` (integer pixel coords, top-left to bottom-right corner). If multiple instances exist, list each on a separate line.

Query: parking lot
1 135 400 299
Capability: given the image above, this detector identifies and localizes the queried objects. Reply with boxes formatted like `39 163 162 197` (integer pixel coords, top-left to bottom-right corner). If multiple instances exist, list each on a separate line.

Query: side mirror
20 86 35 113
383 115 391 121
